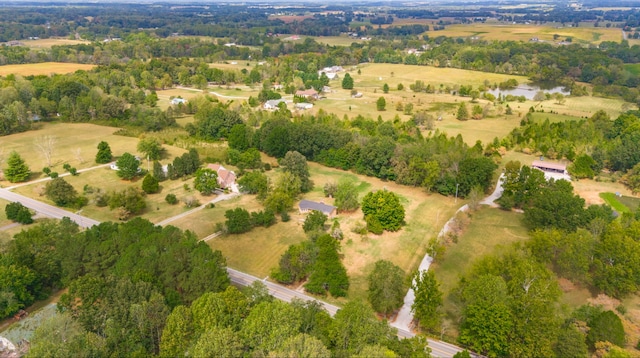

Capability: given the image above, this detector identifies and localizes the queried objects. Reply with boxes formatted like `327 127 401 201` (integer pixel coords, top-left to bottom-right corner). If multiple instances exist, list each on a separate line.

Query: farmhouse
295 89 319 100
263 99 286 110
206 163 239 193
170 98 187 105
298 200 337 218
295 102 313 110
531 160 570 181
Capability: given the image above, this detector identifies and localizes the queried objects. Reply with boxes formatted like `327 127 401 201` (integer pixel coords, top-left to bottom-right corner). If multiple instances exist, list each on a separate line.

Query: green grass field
600 192 640 213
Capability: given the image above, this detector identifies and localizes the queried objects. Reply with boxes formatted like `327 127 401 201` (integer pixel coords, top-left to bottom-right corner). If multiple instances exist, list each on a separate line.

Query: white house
170 98 187 105
263 99 287 110
295 102 313 110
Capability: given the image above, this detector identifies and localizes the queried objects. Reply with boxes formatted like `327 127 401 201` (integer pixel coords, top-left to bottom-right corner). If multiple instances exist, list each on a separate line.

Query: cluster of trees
224 207 275 234
4 202 33 224
502 110 640 192
272 233 349 298
498 161 614 231
242 112 496 199
0 218 228 334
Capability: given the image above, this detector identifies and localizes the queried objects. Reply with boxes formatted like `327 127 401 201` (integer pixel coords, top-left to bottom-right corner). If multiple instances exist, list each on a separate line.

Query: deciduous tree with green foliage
361 189 405 232
95 141 113 164
137 137 164 161
303 210 327 233
141 174 160 194
237 171 269 199
367 260 406 316
115 152 140 180
335 180 360 212
45 177 80 207
194 168 218 195
281 150 313 193
5 202 33 224
225 208 252 234
4 151 30 183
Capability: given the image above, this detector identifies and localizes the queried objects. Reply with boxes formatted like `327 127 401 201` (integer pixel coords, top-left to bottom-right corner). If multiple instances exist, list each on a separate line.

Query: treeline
228 109 496 198
499 110 640 192
0 217 228 323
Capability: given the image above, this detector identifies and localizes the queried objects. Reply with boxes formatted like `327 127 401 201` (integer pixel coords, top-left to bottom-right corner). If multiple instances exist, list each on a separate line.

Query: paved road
227 268 465 358
0 188 100 229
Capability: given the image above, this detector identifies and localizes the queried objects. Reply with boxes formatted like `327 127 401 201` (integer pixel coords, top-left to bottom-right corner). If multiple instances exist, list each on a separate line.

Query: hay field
22 38 90 49
0 122 187 186
309 36 363 46
434 23 621 44
0 62 95 77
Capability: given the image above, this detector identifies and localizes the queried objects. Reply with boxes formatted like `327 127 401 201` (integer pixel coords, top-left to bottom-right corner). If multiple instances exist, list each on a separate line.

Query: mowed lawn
0 62 95 76
0 122 186 186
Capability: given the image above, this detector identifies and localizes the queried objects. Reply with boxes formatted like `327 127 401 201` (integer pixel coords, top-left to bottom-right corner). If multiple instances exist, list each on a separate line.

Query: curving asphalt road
0 166 475 357
227 268 465 358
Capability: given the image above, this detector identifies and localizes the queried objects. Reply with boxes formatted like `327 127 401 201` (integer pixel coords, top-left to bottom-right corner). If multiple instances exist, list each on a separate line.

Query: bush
280 211 290 222
5 202 33 224
165 194 178 205
49 172 58 179
141 174 160 194
42 167 51 175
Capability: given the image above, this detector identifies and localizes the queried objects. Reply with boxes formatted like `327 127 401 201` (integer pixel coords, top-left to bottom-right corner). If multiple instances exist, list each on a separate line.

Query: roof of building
299 199 336 214
531 160 567 171
206 163 237 188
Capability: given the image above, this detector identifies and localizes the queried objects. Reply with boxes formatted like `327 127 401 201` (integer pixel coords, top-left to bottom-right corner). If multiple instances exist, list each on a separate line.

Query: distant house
298 200 337 218
272 84 284 91
295 89 319 100
295 102 313 110
322 86 332 93
263 99 286 110
170 98 187 105
531 160 570 181
351 92 363 98
206 163 239 193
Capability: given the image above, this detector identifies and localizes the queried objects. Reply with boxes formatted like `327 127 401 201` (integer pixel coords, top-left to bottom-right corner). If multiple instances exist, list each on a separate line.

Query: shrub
5 202 33 224
165 193 178 205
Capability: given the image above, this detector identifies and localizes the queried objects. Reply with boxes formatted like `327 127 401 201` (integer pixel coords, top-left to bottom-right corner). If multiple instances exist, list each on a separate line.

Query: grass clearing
432 207 530 337
433 23 621 44
600 192 631 213
0 122 188 187
0 62 95 76
20 38 90 49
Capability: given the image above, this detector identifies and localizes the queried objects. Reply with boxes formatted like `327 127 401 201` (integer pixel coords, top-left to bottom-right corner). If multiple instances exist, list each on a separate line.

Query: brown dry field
22 38 90 48
0 62 95 76
268 15 313 23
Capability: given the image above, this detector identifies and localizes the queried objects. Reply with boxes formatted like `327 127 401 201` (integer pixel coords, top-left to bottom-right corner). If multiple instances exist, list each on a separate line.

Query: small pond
487 84 570 100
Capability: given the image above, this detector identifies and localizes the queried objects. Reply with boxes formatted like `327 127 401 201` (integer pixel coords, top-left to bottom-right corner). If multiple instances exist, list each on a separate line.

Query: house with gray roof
298 199 337 218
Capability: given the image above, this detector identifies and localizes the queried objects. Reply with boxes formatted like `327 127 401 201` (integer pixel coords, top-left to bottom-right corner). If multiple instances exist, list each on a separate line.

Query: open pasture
22 38 90 48
433 23 621 44
0 62 95 77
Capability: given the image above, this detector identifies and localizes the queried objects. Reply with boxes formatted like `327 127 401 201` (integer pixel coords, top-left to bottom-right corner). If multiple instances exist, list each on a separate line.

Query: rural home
295 89 319 100
263 99 287 110
170 98 187 105
295 102 313 110
531 160 570 181
206 163 239 193
298 200 337 218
